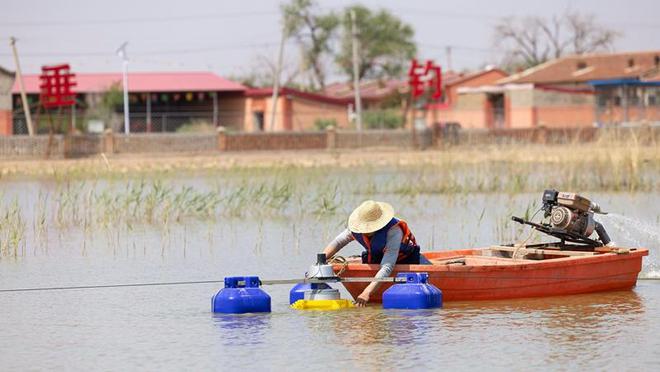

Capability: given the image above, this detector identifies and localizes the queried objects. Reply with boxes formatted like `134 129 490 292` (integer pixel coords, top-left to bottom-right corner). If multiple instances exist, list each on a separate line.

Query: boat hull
333 248 648 302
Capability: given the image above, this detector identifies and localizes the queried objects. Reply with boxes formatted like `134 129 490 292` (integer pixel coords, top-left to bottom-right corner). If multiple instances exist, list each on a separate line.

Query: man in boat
322 200 430 307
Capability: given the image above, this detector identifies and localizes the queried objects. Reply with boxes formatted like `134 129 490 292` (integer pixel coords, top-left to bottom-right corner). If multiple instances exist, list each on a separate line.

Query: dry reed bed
1 137 658 257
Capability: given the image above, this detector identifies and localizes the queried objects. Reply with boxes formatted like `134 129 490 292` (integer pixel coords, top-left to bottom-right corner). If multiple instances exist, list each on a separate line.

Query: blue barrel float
212 276 271 314
289 282 332 304
382 272 443 309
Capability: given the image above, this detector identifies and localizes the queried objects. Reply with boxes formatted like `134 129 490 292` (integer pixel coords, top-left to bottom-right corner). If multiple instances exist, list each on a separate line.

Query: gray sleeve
328 228 354 250
374 226 402 278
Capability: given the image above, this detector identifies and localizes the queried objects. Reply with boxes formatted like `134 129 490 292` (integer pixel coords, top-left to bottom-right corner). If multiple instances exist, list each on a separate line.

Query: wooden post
433 122 443 149
411 99 418 149
103 129 115 154
9 37 35 136
217 126 227 151
326 125 336 150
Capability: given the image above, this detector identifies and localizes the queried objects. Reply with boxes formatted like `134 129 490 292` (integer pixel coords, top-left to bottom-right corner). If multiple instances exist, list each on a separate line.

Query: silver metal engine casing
304 288 340 300
550 206 574 229
549 206 595 237
306 264 336 279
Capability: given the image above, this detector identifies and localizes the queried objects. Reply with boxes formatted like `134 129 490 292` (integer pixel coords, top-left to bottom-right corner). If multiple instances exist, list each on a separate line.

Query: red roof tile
12 71 246 94
322 79 408 101
499 50 660 85
246 87 351 105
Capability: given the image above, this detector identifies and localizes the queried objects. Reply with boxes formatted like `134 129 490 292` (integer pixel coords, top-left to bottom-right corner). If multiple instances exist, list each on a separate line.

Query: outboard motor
542 190 611 245
513 189 611 248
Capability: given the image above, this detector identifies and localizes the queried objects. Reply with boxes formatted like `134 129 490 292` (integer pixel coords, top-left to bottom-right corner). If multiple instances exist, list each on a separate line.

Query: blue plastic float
382 272 443 309
212 276 271 314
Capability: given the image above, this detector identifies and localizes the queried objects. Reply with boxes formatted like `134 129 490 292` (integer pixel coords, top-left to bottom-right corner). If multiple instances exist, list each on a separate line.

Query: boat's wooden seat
430 254 535 266
486 246 598 258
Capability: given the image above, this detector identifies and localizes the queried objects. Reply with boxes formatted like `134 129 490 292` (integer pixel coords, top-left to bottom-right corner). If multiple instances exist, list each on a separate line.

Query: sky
1 0 659 83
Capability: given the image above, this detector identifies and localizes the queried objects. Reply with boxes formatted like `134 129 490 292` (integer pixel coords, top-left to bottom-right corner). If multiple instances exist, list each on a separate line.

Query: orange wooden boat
333 246 648 302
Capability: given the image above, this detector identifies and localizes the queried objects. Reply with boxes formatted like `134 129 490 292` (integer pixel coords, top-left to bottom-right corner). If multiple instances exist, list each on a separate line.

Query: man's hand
355 291 370 307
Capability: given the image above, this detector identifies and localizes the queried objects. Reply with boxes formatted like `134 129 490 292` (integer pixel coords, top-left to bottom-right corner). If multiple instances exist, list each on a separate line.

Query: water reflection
212 313 271 346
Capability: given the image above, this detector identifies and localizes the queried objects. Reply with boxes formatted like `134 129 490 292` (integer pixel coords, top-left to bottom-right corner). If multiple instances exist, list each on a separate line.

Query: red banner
408 59 442 100
39 64 77 108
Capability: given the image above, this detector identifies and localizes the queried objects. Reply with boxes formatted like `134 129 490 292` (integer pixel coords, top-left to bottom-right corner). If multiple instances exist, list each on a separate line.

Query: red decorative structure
408 59 442 100
39 64 77 108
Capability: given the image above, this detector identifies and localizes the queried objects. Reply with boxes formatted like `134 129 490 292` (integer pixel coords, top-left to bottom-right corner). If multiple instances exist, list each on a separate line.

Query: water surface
1 177 659 370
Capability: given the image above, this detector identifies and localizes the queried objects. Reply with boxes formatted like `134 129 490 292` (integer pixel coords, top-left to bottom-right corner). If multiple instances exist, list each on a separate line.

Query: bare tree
495 10 620 69
282 0 339 90
231 54 301 88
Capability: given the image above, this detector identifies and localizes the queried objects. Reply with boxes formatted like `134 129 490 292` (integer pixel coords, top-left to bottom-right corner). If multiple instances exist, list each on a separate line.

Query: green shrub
314 118 337 130
364 109 404 129
176 120 215 133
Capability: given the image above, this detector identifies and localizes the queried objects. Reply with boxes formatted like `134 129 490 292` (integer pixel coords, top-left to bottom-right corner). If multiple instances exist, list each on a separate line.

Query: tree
84 82 123 132
494 10 620 69
282 0 339 90
230 54 301 88
335 5 416 80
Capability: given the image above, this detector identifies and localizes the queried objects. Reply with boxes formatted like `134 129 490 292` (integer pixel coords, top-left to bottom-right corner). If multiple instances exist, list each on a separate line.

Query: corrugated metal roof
12 71 246 94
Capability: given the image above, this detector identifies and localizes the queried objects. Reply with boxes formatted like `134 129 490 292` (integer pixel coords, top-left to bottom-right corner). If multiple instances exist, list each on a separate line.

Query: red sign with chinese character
408 59 442 100
39 64 77 108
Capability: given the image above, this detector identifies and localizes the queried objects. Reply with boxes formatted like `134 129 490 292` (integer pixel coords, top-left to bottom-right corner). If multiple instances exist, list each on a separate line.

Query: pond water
1 175 659 370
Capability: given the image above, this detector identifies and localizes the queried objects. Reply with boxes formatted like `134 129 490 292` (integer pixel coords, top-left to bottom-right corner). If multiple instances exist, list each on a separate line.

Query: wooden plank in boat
488 246 597 257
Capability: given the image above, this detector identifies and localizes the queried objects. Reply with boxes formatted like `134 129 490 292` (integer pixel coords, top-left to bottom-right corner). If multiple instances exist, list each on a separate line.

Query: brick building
453 50 660 129
10 71 246 134
244 87 352 131
0 66 14 136
424 67 509 128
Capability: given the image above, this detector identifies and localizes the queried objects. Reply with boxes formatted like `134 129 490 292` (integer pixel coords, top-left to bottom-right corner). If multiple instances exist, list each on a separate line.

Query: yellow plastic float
290 299 355 310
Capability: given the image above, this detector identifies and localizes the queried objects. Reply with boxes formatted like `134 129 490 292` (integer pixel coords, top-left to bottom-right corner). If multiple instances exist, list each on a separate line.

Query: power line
419 43 498 54
393 8 660 30
0 10 280 27
0 41 293 59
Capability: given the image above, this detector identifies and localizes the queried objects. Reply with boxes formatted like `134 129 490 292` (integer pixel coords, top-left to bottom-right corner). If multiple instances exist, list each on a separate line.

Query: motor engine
540 189 611 245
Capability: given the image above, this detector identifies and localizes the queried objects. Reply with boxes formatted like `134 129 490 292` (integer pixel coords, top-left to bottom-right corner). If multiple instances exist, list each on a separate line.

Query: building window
648 94 657 106
628 58 635 68
597 94 608 108
630 94 640 106
613 96 621 106
655 55 660 67
576 61 587 70
253 111 265 131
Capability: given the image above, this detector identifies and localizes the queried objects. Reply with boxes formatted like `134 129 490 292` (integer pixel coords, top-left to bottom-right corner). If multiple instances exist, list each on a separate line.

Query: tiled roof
320 70 502 100
322 79 408 101
499 50 660 84
246 87 351 105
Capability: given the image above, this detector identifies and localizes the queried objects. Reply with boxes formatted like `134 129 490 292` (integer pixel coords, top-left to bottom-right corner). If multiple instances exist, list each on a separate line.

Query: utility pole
445 45 453 72
269 25 286 132
350 10 363 132
116 42 130 134
9 37 35 136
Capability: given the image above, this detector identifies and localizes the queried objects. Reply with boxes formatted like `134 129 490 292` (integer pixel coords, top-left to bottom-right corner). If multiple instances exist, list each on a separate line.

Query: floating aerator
289 283 332 304
382 272 442 309
212 276 271 314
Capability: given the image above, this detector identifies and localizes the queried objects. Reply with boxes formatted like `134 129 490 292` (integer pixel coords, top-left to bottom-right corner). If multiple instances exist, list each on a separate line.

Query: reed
1 137 658 256
0 198 26 257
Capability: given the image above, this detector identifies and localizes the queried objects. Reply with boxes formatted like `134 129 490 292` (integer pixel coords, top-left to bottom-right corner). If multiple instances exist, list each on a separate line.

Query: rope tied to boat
512 208 542 259
329 255 349 277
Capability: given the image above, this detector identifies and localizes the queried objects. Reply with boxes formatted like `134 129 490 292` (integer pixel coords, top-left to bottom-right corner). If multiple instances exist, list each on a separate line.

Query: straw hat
348 200 395 234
